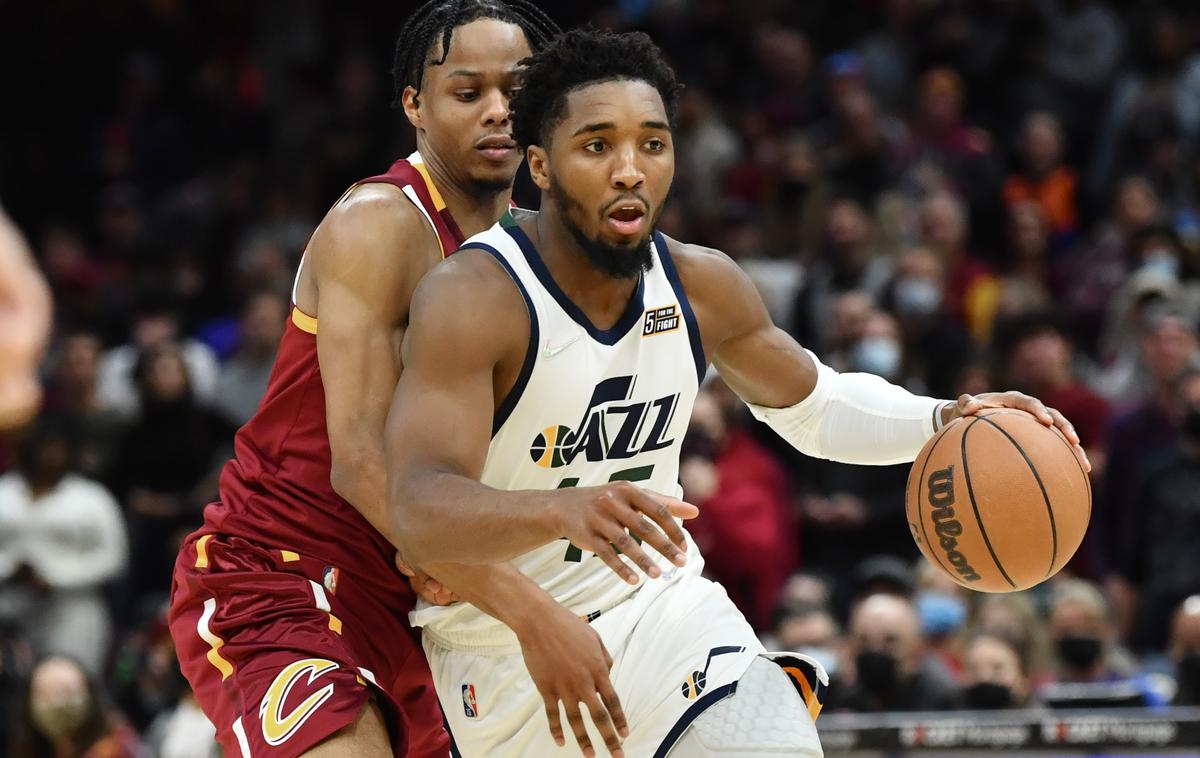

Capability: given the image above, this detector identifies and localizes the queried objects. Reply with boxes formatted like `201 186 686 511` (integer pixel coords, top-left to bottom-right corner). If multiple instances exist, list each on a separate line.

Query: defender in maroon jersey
167 3 561 756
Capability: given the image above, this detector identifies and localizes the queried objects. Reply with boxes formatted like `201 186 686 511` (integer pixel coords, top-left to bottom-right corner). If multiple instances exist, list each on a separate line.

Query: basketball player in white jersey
385 29 1088 757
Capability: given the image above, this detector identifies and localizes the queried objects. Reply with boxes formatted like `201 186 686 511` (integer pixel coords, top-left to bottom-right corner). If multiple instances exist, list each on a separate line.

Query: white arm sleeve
745 350 951 465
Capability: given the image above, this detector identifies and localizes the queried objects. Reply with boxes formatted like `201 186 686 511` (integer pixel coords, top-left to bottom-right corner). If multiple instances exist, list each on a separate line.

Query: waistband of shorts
420 587 637 654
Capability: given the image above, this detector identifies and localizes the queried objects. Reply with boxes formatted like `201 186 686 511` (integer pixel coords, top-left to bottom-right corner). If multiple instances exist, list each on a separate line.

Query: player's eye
584 140 607 154
505 87 523 99
455 90 479 101
645 138 666 152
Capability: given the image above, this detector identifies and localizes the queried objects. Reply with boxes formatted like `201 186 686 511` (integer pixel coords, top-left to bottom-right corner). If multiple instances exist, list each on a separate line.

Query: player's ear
402 86 423 129
526 145 551 191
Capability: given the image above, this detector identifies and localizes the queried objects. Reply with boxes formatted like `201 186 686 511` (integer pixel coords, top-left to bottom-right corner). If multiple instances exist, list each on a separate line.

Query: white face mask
796 645 839 678
894 276 942 317
1142 248 1180 280
852 336 903 380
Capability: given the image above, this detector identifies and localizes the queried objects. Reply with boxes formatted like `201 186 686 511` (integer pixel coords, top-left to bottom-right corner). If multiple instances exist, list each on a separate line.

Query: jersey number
559 465 654 562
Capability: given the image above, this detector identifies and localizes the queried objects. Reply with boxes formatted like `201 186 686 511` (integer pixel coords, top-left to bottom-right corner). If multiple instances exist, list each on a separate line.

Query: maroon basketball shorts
168 531 449 758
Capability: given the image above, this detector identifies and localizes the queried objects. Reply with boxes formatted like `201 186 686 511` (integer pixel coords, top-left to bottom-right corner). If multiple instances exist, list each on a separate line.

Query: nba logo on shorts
322 566 339 595
462 684 478 718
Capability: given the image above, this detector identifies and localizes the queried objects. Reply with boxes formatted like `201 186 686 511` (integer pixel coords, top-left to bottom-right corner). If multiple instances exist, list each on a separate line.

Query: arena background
3 0 1200 755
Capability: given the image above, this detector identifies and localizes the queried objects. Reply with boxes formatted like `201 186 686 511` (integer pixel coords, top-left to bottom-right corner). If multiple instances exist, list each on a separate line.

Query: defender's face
409 19 531 189
538 79 674 252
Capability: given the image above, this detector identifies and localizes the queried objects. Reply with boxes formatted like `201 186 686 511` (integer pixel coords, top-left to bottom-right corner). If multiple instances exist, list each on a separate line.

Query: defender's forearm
389 470 562 566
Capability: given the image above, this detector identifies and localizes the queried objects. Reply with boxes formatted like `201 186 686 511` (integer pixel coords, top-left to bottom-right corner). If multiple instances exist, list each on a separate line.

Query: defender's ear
526 145 551 191
402 86 423 130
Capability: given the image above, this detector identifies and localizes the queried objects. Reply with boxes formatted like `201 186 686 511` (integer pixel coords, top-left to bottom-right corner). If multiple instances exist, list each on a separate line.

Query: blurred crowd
4 0 1200 754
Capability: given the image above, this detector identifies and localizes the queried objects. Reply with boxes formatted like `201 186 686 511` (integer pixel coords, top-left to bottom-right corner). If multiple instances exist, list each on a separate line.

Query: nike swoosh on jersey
543 335 581 358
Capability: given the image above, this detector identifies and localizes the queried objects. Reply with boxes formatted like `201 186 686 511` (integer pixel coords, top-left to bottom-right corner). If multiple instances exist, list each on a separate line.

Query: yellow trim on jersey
195 535 212 569
328 614 343 635
291 308 317 335
411 161 448 212
198 598 234 680
281 549 301 563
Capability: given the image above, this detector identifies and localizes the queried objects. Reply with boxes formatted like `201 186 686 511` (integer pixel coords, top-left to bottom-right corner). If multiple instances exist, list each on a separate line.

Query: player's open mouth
606 204 646 236
476 136 517 161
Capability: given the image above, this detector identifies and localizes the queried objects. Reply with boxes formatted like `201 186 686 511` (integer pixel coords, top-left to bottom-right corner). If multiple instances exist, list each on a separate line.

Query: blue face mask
916 592 967 636
796 645 839 678
853 337 902 380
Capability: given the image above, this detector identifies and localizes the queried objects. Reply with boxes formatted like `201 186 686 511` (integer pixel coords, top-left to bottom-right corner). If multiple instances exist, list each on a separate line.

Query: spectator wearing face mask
884 247 975 399
770 601 842 685
10 656 139 758
961 633 1039 711
850 309 906 385
826 593 961 713
1170 595 1200 706
1118 369 1200 652
914 561 970 679
1040 579 1166 708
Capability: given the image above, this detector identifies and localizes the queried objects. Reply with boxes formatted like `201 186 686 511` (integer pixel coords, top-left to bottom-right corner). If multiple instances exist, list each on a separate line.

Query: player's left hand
945 392 1091 473
395 552 458 606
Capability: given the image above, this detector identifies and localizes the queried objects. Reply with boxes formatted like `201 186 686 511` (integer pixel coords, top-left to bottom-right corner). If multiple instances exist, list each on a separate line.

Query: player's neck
417 150 513 237
528 205 640 330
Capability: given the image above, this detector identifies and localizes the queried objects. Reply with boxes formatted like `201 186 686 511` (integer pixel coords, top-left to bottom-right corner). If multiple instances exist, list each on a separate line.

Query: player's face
406 19 530 193
532 80 674 277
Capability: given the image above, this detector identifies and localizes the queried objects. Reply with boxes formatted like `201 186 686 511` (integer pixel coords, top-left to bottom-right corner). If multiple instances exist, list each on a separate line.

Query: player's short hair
510 28 683 149
391 0 561 107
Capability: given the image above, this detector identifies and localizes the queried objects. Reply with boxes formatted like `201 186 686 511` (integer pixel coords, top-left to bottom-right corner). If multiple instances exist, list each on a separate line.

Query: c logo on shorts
259 658 339 746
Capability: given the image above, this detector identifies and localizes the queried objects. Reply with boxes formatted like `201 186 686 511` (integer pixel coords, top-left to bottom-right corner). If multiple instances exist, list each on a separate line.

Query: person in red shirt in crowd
997 310 1111 580
999 311 1111 477
679 380 797 631
1003 111 1079 241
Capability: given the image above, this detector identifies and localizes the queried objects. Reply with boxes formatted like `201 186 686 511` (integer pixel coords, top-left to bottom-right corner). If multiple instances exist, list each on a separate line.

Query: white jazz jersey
410 220 708 647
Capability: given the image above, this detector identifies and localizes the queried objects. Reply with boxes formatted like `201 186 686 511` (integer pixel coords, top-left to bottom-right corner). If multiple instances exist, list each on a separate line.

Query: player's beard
549 176 655 280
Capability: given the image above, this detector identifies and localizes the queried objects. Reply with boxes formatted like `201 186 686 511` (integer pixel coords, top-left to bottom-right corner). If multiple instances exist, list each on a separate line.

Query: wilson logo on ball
926 466 982 583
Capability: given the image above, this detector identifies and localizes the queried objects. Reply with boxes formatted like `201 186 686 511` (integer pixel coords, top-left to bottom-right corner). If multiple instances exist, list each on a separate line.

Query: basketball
905 409 1091 593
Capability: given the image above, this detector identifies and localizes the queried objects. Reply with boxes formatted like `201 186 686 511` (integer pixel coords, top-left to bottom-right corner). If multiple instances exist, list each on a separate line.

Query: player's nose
611 145 644 189
481 89 510 126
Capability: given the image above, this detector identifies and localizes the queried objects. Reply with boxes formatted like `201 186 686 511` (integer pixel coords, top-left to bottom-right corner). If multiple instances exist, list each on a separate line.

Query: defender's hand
517 602 628 758
395 552 458 606
551 482 698 585
945 392 1091 473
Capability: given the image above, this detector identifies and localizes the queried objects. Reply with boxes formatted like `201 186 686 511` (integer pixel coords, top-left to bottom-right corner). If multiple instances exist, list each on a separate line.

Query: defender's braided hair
391 0 561 107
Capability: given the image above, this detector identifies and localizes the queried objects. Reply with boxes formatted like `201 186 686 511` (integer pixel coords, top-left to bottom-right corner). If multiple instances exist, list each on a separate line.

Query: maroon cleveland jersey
168 153 463 757
208 153 465 588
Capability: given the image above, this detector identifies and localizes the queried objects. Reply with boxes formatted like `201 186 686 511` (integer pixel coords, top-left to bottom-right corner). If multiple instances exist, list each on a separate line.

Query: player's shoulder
659 233 751 296
309 183 438 274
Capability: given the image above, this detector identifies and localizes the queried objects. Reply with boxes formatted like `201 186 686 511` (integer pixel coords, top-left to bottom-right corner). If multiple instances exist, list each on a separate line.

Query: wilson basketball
904 409 1091 593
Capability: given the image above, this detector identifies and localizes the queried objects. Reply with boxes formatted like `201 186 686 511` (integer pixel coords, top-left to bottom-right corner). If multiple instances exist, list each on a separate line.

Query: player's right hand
551 481 698 585
517 600 628 758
